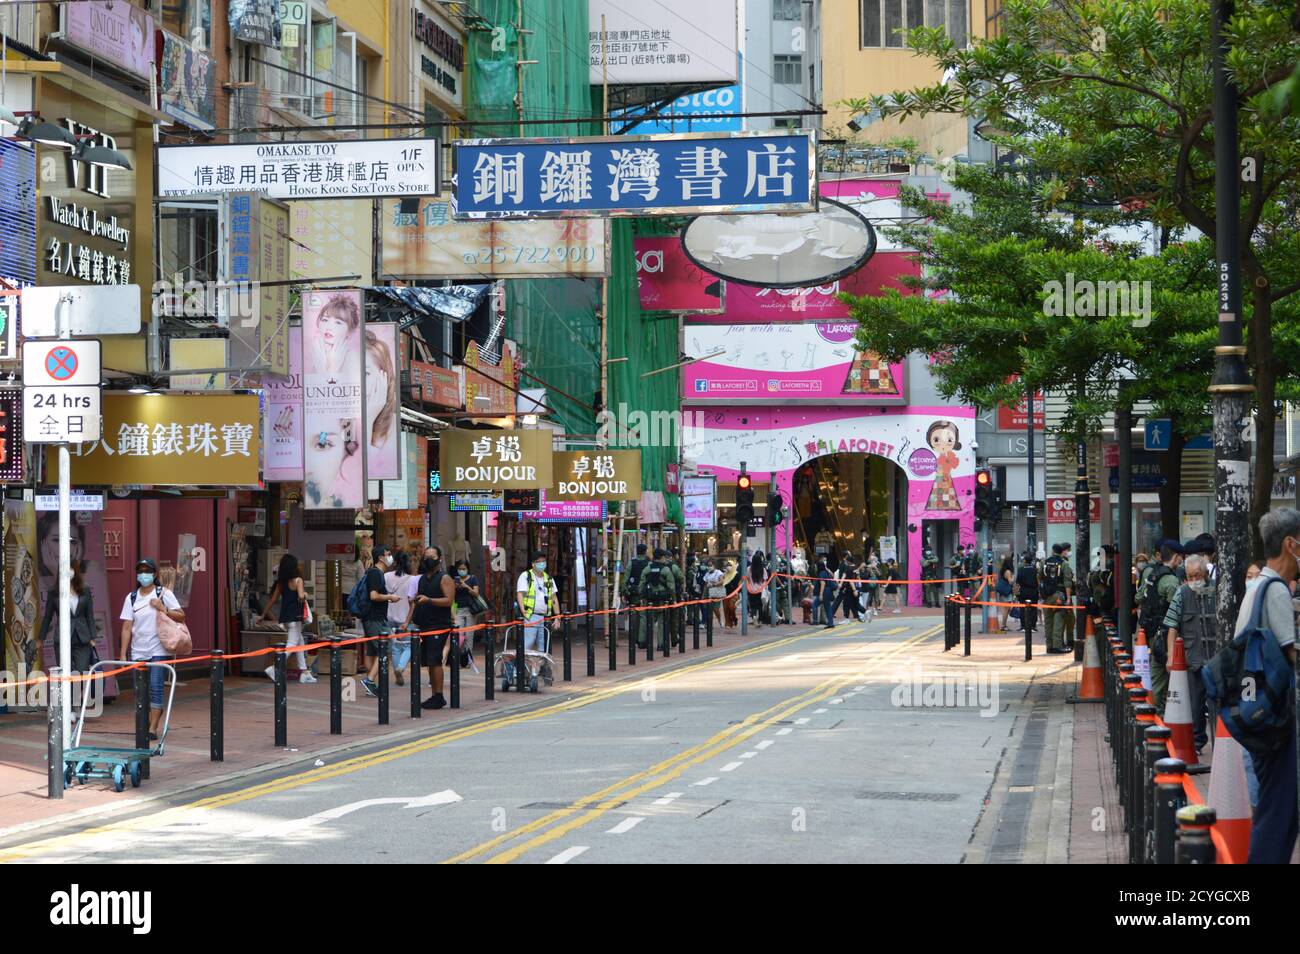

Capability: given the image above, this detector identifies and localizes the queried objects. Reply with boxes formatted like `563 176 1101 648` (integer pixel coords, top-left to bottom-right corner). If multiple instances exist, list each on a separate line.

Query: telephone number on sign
464 245 600 266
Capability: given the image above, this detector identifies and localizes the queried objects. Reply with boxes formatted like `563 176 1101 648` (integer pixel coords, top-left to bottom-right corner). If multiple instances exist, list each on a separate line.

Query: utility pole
1026 379 1037 557
1208 0 1253 654
1074 432 1091 651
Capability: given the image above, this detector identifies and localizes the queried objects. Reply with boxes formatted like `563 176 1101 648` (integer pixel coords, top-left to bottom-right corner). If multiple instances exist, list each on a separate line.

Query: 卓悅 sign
438 429 553 491
550 450 642 501
159 139 439 200
1046 496 1101 524
382 196 608 279
50 393 261 486
453 131 816 219
588 0 737 86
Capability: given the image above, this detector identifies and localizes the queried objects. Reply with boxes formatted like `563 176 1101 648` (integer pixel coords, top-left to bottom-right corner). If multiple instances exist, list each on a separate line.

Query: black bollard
449 629 461 709
628 603 638 666
705 600 714 647
1174 804 1217 864
586 610 596 677
410 631 422 719
1024 606 1032 662
608 609 617 671
274 643 287 748
1152 757 1188 865
329 639 343 735
646 607 655 661
133 664 151 780
377 637 390 726
692 602 700 650
562 615 572 681
516 625 527 693
1142 725 1172 863
210 650 224 762
963 599 972 655
484 625 495 701
1129 704 1157 862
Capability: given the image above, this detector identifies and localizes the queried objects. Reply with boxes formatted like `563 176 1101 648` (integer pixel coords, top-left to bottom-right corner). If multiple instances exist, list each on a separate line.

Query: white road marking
652 792 684 805
775 727 793 736
813 708 828 714
794 718 810 725
238 789 462 839
853 685 866 691
739 751 757 759
755 739 775 750
607 817 645 834
829 698 843 705
545 846 590 864
721 761 744 772
692 777 719 787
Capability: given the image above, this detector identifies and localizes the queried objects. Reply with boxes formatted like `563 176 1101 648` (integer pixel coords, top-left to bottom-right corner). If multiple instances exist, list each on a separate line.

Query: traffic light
973 468 994 527
765 491 785 527
735 472 755 529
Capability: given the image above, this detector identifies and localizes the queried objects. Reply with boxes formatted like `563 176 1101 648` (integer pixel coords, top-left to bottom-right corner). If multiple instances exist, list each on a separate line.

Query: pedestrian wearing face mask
516 552 558 652
119 558 184 740
360 546 402 697
1161 553 1215 751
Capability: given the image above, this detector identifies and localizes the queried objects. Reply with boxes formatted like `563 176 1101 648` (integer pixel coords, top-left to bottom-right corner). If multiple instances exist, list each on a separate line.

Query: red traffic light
738 474 752 490
976 469 991 486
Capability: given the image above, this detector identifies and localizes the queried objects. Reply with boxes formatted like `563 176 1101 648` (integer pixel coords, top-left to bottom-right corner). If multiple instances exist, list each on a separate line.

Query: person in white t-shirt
119 557 184 740
384 551 414 685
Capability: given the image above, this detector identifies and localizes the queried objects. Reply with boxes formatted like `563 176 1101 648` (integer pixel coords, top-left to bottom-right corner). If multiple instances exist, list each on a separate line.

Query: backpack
1039 558 1063 597
1138 564 1175 655
1091 568 1115 613
1202 577 1295 749
643 563 672 601
623 557 649 598
346 573 372 617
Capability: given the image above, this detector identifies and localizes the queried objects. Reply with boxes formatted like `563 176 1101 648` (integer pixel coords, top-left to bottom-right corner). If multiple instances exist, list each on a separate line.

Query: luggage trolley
495 623 555 693
62 659 177 792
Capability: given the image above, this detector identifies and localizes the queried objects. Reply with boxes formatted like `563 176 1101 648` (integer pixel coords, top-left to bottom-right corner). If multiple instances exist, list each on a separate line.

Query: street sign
1144 419 1172 451
24 340 100 388
19 285 142 338
23 386 102 443
35 493 104 512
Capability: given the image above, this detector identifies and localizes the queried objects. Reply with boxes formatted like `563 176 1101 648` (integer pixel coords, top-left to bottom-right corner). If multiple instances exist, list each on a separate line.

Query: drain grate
856 791 960 803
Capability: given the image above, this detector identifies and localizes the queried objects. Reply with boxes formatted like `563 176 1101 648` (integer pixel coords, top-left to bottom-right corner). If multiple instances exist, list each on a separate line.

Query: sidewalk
0 612 867 839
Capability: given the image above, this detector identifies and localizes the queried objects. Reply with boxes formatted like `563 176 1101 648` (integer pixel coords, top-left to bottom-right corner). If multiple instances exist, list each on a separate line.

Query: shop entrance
790 452 907 570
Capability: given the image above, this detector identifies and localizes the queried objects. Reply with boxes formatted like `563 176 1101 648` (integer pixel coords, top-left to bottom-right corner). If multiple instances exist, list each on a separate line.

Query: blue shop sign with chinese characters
453 130 817 219
1109 451 1169 491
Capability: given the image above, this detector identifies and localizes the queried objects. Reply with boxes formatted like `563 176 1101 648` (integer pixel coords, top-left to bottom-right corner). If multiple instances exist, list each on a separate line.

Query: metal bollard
586 610 596 677
1174 804 1218 864
210 650 224 762
134 664 150 779
1142 725 1173 863
1024 605 1032 661
484 625 495 702
629 604 638 666
660 603 670 658
410 632 422 719
562 614 573 681
963 599 972 656
377 637 390 726
609 609 617 671
692 602 700 650
48 667 63 799
705 600 714 647
516 624 528 693
274 643 287 748
1129 703 1157 863
449 629 460 709
741 583 748 637
646 608 655 661
1152 757 1188 864
329 639 343 734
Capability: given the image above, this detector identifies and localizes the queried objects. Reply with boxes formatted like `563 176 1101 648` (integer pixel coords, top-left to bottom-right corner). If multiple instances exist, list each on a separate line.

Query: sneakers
299 671 317 684
892 608 902 614
394 670 405 687
420 694 446 710
361 677 378 697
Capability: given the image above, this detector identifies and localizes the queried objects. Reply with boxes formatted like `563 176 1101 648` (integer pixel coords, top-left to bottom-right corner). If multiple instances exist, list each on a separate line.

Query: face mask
458 569 468 578
137 573 154 586
534 561 547 573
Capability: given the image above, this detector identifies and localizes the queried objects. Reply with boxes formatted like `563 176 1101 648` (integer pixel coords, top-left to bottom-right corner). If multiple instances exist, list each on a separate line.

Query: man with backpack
638 548 676 653
1223 509 1299 863
622 543 651 649
1161 554 1215 752
356 546 402 698
1013 550 1040 634
1039 543 1074 654
1138 539 1184 710
1088 545 1117 627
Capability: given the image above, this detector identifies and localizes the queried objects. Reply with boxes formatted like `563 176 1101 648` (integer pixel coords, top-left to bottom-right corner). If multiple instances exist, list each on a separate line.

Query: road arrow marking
240 789 462 839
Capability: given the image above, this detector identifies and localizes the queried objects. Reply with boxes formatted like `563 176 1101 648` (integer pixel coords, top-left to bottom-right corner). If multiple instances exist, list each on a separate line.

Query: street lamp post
1208 0 1253 653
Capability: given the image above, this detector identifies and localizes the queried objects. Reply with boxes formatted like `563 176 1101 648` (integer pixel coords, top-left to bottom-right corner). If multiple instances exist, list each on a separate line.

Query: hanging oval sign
680 197 878 289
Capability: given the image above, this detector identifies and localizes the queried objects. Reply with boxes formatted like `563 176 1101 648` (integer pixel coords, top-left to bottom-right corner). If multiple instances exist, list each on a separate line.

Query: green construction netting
467 3 680 520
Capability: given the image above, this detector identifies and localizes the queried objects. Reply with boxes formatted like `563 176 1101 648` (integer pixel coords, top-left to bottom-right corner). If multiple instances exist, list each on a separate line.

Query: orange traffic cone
1207 716 1252 863
1164 636 1198 765
1071 628 1105 702
1132 628 1151 693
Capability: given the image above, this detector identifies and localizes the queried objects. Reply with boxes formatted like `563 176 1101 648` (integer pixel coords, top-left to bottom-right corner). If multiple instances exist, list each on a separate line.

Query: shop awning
365 285 490 326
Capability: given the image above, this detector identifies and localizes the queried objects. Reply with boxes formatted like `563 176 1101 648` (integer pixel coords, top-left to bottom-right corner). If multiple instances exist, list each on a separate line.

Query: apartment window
773 53 803 86
861 0 968 47
773 0 802 20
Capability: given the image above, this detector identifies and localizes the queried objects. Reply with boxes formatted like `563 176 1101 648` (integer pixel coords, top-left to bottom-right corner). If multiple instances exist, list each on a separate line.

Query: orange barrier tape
948 597 1088 612
774 572 986 586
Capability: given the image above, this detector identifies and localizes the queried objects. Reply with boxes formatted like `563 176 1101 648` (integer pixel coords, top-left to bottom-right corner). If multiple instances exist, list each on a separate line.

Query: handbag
155 589 193 655
302 599 313 625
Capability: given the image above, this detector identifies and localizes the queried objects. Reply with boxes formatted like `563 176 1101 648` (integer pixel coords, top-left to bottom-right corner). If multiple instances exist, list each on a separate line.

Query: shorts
391 636 411 670
421 632 448 664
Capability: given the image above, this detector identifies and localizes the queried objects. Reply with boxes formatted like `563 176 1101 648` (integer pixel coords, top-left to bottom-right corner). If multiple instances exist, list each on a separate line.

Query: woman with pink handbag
260 553 315 683
119 558 186 741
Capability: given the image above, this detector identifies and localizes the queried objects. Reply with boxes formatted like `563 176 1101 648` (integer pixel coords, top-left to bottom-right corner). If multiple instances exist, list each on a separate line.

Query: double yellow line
450 623 941 864
0 625 836 862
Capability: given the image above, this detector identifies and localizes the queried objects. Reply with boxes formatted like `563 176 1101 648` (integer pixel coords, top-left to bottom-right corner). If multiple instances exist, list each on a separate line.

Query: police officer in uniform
622 543 651 649
921 548 940 608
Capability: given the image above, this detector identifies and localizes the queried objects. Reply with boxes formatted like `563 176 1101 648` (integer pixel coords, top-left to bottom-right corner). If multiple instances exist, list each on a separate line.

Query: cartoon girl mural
924 420 962 511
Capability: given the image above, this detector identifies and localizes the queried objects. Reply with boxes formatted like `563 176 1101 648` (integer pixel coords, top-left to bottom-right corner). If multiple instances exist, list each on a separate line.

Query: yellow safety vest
521 571 552 616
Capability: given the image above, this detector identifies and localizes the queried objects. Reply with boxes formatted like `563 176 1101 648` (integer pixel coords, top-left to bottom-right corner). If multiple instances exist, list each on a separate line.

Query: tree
848 0 1300 553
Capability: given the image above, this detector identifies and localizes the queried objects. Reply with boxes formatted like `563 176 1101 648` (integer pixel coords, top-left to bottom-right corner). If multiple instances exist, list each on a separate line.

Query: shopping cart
495 623 555 693
62 659 176 793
